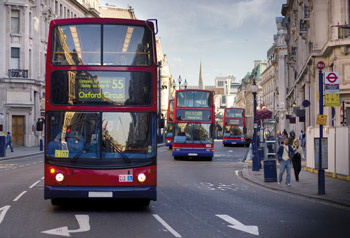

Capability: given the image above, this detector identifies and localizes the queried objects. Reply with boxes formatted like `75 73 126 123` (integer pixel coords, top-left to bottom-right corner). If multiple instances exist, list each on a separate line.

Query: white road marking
42 215 90 237
153 214 182 237
13 191 27 202
29 180 41 188
216 214 259 236
0 206 10 224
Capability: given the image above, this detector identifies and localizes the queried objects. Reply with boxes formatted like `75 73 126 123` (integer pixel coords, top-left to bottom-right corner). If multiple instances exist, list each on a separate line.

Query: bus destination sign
226 119 243 125
185 110 203 120
77 76 126 102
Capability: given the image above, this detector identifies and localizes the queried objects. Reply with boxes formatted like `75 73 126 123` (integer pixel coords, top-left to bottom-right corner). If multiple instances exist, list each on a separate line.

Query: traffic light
36 118 44 131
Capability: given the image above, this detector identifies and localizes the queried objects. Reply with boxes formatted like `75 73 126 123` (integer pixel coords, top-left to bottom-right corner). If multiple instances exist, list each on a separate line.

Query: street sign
325 72 339 84
316 114 327 125
317 61 325 70
325 72 339 94
325 94 340 107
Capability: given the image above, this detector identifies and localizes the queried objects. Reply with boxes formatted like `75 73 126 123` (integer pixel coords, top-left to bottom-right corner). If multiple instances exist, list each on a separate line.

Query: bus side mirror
159 118 165 128
36 119 44 131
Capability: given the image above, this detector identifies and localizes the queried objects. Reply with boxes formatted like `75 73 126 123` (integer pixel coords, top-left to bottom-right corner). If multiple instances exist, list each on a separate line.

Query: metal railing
8 69 28 78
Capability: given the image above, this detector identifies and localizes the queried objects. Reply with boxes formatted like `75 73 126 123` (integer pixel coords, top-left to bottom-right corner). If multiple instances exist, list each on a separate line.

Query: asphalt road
0 141 349 238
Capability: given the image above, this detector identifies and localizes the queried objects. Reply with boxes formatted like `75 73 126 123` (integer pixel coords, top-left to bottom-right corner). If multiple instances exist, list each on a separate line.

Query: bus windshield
177 91 212 108
165 122 173 137
50 70 152 106
47 111 156 165
224 126 244 137
174 123 213 144
52 24 152 66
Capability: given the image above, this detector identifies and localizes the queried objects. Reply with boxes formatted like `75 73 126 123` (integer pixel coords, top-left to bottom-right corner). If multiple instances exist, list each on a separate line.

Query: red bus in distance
165 99 174 149
44 18 158 206
223 108 246 146
172 89 215 160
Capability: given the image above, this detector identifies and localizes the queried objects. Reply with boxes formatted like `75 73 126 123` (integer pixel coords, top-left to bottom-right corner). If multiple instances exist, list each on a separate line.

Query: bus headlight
55 173 64 182
138 173 146 183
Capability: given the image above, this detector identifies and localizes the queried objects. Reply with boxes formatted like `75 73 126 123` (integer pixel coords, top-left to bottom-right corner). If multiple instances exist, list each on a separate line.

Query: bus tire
206 157 212 161
174 156 180 160
51 199 63 206
169 146 172 149
138 199 150 207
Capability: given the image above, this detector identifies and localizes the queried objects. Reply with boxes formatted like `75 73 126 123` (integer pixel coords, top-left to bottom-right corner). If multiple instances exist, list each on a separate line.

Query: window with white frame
11 10 20 33
11 47 20 69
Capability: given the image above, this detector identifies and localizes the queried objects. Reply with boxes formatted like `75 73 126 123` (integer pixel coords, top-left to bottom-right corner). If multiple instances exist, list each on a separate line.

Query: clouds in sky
101 0 285 86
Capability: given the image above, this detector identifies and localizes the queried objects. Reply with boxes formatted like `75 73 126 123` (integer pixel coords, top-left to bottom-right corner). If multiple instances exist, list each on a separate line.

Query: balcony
337 25 350 39
8 69 28 78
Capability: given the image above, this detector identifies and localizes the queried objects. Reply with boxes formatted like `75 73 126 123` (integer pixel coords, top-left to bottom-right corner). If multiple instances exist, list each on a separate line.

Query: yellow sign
325 94 340 107
316 114 327 125
55 150 69 158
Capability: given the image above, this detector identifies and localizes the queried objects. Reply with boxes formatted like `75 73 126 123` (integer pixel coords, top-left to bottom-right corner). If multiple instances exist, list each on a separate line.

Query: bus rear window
50 70 152 106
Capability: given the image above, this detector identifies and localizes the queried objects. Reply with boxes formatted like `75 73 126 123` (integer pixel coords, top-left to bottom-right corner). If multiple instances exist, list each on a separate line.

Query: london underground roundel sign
317 61 325 70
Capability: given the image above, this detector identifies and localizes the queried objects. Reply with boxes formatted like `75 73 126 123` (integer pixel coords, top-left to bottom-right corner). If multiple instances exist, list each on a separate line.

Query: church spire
198 61 204 89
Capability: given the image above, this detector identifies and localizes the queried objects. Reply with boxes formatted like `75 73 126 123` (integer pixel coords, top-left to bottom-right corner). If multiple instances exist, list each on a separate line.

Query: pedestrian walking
282 129 288 143
276 137 294 186
292 138 304 182
6 131 14 152
277 131 282 145
299 130 304 147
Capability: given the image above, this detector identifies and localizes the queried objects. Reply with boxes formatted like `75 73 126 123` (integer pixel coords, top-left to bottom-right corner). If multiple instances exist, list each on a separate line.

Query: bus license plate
88 192 113 198
231 142 236 144
188 153 198 156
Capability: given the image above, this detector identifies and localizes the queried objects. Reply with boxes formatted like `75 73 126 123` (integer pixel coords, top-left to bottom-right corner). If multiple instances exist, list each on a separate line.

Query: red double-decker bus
172 89 215 160
165 99 174 149
223 108 246 146
44 18 158 206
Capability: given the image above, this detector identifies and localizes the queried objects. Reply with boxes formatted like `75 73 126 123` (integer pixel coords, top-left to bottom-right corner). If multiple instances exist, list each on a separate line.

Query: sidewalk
242 161 350 208
0 146 43 161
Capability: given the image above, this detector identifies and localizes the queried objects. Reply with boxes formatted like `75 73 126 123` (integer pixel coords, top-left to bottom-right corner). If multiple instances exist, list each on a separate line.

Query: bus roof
50 18 151 26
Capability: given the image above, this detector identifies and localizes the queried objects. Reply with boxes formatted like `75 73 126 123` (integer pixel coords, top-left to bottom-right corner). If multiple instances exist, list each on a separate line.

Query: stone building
282 0 350 178
260 44 277 117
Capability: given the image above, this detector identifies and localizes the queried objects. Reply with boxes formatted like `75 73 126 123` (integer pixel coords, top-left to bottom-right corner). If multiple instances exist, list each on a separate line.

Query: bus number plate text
55 150 69 158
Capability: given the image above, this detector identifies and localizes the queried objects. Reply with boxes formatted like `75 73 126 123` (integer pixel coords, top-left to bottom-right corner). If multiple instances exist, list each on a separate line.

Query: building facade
281 0 350 177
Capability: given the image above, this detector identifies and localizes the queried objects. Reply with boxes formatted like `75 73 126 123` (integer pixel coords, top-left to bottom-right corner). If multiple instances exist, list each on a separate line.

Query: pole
158 63 162 143
318 69 325 194
252 91 259 171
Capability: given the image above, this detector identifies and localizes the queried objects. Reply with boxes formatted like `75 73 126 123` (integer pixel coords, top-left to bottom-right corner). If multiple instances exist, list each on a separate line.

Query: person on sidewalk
292 138 304 182
276 137 294 186
6 131 14 152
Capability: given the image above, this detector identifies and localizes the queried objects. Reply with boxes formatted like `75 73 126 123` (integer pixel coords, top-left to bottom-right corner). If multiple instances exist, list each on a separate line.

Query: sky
100 0 286 86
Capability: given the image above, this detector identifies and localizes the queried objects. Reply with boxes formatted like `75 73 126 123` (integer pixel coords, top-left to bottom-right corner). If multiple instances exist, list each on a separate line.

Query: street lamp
251 80 259 171
172 79 176 90
183 79 188 89
178 75 182 89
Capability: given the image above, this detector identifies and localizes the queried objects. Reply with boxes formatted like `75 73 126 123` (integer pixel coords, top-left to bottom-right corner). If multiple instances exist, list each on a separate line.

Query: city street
0 141 349 237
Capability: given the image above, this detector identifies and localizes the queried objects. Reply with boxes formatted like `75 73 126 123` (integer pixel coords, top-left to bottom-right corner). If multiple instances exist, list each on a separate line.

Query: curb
0 152 44 161
240 167 350 209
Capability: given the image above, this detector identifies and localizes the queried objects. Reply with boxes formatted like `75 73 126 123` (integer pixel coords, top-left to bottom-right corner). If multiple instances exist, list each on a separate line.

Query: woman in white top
292 138 304 182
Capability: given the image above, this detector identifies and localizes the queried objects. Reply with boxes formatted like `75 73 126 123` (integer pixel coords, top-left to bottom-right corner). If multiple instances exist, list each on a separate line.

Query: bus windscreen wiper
71 148 85 163
114 145 131 164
